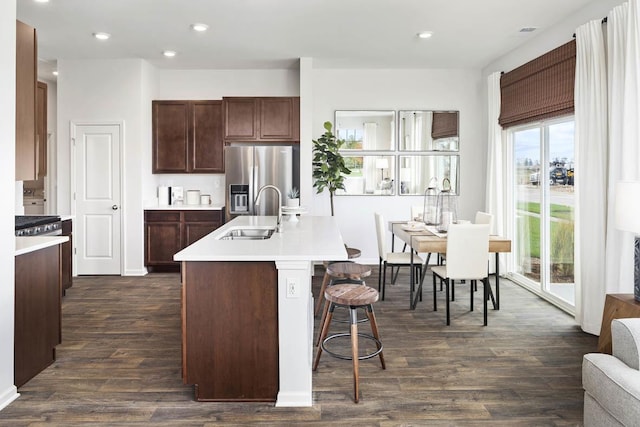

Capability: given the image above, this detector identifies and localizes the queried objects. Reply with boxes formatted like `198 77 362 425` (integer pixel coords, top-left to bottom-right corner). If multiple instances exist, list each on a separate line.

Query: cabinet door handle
112 205 119 210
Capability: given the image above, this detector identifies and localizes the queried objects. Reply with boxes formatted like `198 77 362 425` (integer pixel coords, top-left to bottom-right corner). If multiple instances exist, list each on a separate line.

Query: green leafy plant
551 221 574 279
312 121 351 216
287 187 299 199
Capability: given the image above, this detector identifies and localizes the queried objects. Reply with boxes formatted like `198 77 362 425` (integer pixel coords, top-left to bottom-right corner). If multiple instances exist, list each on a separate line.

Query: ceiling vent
519 27 538 33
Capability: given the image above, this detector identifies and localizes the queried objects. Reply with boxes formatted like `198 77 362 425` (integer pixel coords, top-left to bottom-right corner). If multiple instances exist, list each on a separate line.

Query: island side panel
182 261 279 401
15 244 62 387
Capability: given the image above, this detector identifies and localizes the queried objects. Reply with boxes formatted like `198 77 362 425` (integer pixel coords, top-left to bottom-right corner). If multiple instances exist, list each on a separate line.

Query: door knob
112 205 119 210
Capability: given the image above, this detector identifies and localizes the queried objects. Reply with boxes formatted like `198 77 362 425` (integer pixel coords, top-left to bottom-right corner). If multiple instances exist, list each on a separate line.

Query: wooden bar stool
315 262 372 346
313 282 385 403
314 247 362 316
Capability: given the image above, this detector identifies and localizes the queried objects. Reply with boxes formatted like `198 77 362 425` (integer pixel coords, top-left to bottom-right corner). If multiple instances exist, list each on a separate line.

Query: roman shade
499 40 576 128
431 111 459 139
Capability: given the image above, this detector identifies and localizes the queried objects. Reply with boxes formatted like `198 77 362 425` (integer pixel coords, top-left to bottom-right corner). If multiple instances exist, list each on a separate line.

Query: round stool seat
326 262 372 280
346 247 361 259
323 259 355 268
325 284 379 307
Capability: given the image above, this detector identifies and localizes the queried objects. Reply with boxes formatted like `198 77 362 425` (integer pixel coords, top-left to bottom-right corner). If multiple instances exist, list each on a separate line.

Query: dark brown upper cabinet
223 97 300 142
152 100 224 174
16 20 37 181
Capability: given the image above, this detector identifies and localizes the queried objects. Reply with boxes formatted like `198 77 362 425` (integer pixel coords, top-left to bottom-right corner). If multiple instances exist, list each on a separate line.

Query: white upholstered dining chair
474 211 493 227
431 223 491 325
374 212 423 304
448 211 494 301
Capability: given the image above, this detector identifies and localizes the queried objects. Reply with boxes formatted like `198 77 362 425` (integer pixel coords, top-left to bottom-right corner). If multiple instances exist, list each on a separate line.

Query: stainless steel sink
218 228 275 240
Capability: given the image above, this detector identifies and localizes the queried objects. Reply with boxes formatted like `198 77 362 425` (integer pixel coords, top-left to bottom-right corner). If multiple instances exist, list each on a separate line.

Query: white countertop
174 215 348 262
145 204 225 211
16 236 69 256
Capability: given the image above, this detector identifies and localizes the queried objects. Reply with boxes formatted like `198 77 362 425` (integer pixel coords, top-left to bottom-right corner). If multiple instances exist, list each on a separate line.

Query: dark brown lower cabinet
145 211 182 271
144 209 223 272
182 261 279 401
15 244 62 388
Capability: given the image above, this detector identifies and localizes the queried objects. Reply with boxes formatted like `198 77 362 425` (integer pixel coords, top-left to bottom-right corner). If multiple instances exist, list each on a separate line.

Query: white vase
286 198 300 208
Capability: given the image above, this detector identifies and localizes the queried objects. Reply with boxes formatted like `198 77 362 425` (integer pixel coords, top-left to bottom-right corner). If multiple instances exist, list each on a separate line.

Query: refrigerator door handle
252 165 259 215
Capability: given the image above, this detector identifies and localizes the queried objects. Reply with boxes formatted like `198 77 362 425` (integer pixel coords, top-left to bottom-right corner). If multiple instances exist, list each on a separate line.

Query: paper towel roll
158 186 170 206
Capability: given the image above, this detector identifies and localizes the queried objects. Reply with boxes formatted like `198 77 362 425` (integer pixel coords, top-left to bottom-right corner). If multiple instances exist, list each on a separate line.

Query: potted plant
286 187 300 208
312 121 351 216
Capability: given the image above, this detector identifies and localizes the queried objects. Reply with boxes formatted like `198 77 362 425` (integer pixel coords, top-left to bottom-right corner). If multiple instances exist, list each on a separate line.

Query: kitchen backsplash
147 174 225 207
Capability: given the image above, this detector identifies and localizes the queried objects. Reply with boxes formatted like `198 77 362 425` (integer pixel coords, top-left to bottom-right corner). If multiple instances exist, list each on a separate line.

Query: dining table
389 221 512 310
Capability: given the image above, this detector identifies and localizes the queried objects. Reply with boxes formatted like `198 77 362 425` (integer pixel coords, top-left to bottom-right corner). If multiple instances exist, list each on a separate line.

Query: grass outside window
517 201 574 282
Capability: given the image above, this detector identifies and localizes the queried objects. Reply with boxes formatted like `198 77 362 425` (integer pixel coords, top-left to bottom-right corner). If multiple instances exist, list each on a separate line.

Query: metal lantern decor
436 178 458 232
421 177 439 224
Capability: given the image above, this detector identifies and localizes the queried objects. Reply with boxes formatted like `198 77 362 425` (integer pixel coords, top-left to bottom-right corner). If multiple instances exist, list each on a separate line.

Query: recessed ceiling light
93 32 111 40
417 31 433 39
52 71 58 76
163 50 177 58
34 0 50 3
191 23 209 32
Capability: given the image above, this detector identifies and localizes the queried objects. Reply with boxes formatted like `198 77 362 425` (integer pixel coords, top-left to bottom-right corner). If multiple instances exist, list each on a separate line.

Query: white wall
156 69 299 99
299 58 314 209
0 0 19 411
483 0 624 78
57 58 149 275
311 68 484 263
14 182 23 214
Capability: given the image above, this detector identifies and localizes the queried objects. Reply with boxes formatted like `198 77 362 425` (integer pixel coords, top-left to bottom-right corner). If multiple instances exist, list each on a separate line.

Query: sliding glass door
511 117 575 311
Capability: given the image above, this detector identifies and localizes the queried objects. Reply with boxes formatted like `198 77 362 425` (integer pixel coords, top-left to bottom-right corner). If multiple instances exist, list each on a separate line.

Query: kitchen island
174 215 347 407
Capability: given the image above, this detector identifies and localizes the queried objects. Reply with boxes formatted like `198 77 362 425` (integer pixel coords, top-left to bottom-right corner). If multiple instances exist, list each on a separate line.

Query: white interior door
73 123 122 275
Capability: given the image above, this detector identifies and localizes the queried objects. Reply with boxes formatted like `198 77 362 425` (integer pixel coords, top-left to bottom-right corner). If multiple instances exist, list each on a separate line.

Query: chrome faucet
254 185 283 233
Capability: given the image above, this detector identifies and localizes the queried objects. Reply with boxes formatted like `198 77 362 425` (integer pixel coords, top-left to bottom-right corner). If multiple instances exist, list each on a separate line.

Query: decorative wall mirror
399 110 459 151
337 155 395 196
398 155 459 195
334 110 396 151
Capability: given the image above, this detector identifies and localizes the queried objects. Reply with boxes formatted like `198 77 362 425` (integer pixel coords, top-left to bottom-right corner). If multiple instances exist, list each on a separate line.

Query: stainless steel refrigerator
225 145 293 220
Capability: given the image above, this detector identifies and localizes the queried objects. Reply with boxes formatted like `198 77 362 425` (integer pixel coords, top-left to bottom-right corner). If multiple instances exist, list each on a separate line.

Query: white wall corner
299 57 313 211
0 386 19 412
1 2 17 412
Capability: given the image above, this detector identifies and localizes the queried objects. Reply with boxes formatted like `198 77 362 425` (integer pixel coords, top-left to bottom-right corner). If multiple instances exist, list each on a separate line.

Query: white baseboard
275 391 313 407
124 268 148 276
0 386 19 411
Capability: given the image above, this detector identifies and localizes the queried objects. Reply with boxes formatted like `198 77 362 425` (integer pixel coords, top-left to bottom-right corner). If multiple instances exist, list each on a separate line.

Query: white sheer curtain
363 122 377 150
485 71 507 274
574 0 640 334
575 20 608 335
605 0 640 295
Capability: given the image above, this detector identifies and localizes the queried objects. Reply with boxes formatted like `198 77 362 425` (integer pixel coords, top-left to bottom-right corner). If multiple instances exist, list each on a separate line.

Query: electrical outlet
286 278 299 298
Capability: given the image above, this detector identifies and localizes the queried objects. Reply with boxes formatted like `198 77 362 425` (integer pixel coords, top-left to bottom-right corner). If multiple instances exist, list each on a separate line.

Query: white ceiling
18 0 596 78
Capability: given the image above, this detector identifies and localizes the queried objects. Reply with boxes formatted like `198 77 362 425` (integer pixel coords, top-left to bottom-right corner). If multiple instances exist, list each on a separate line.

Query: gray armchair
583 318 640 426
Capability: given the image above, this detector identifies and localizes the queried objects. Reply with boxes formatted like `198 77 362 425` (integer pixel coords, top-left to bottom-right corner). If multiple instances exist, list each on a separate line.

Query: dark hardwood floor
0 267 597 426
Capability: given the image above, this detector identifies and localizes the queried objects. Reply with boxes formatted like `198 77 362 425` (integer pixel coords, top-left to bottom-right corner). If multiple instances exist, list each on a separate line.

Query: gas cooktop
15 215 61 230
